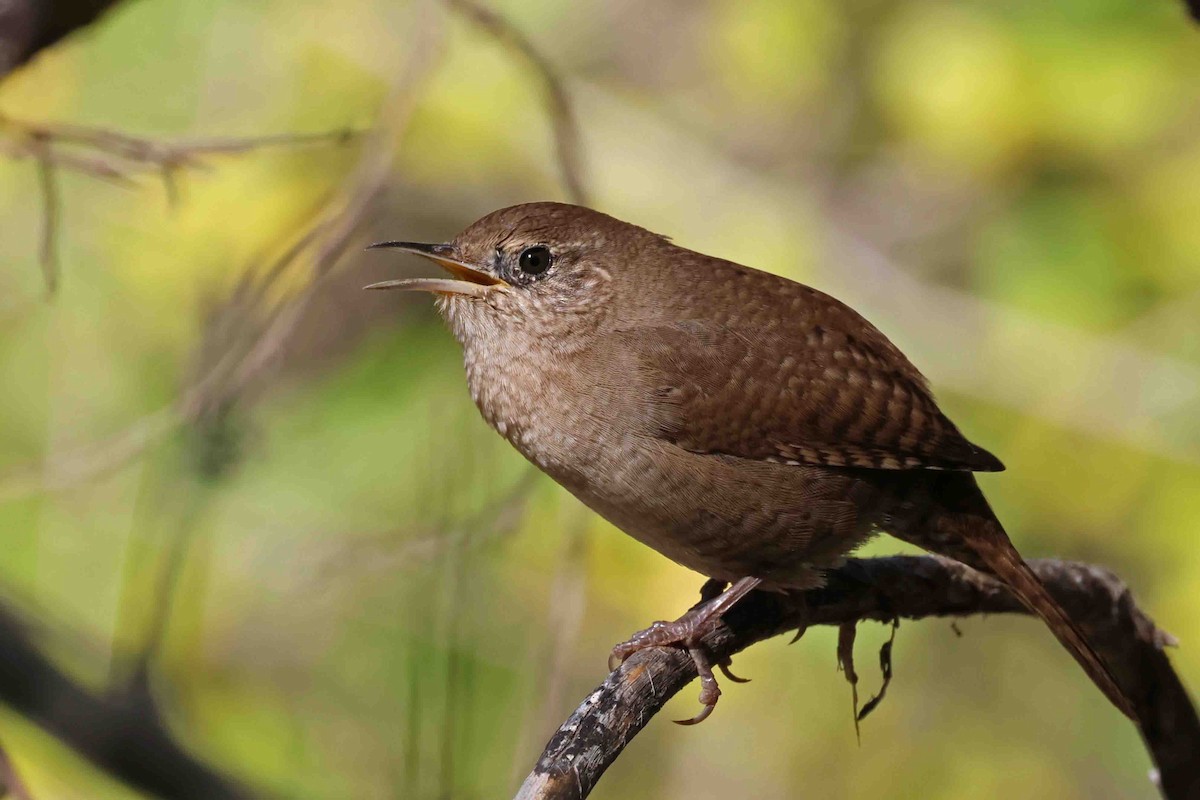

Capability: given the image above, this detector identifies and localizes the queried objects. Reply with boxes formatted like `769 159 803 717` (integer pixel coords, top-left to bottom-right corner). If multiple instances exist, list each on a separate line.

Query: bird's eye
517 245 552 276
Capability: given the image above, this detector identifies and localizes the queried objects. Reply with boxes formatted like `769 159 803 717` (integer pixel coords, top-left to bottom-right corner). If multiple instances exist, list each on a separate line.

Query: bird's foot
608 577 761 725
608 615 739 724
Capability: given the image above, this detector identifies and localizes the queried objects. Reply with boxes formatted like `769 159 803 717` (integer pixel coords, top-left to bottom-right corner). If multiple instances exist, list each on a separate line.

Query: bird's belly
462 353 890 588
534 434 884 589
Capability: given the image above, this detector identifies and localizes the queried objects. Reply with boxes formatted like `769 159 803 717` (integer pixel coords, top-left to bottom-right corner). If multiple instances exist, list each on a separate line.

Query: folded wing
617 315 1003 473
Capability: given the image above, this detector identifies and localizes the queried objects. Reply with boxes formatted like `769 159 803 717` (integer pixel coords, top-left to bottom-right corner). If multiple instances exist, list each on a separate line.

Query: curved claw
718 660 751 684
674 701 717 726
671 645 723 725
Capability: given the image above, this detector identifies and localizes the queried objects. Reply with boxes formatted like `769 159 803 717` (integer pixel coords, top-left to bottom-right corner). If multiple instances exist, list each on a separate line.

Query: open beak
363 241 507 298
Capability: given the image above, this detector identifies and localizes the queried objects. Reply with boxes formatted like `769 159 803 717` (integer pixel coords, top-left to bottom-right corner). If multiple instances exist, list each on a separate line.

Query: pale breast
461 335 599 479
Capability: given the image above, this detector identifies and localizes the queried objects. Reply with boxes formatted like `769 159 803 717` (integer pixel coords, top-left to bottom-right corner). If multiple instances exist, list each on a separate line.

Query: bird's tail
965 533 1136 720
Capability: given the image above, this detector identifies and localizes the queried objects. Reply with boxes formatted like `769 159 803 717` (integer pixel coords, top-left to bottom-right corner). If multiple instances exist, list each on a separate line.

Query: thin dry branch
0 112 365 293
33 141 60 296
312 466 539 582
0 114 363 178
0 5 446 502
446 0 590 206
516 557 1199 800
0 0 590 500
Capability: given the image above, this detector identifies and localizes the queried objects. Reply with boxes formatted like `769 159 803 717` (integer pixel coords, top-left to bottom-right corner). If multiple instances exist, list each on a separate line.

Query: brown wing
617 317 1003 472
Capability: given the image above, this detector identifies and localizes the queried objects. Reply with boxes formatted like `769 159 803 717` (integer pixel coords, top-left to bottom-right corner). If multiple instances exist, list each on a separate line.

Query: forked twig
0 111 365 293
0 4 447 501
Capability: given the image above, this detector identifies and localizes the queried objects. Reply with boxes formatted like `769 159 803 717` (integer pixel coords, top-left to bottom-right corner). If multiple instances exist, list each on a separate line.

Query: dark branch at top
0 0 133 78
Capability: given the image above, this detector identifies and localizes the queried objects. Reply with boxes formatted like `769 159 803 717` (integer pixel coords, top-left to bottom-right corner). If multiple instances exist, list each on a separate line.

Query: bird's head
366 202 667 343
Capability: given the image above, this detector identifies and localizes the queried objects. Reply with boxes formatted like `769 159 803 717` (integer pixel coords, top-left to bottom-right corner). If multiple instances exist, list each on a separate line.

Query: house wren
366 202 1134 724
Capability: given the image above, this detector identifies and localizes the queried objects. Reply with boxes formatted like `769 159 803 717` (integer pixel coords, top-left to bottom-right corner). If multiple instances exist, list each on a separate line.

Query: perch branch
516 556 1199 800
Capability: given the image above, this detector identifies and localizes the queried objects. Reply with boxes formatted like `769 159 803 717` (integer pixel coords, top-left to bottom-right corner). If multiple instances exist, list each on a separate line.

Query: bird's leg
609 576 762 724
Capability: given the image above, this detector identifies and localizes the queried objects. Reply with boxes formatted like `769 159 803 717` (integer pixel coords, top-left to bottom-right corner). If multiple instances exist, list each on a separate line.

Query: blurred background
0 0 1198 797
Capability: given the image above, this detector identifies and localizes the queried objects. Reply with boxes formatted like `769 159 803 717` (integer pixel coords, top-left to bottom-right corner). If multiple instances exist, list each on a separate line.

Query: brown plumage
367 202 1135 723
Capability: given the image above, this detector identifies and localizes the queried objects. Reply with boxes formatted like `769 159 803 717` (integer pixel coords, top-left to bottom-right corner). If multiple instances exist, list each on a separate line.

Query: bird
365 201 1134 725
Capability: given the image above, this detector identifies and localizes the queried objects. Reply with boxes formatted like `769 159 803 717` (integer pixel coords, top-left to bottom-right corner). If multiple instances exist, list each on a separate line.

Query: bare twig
538 517 590 729
0 114 363 179
0 111 365 292
508 509 589 790
0 136 135 183
0 3 446 502
0 409 177 504
314 467 539 583
33 142 60 295
516 557 1199 800
446 0 589 206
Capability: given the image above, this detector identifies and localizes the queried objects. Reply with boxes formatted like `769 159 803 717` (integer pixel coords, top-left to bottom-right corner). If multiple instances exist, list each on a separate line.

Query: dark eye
518 245 552 276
